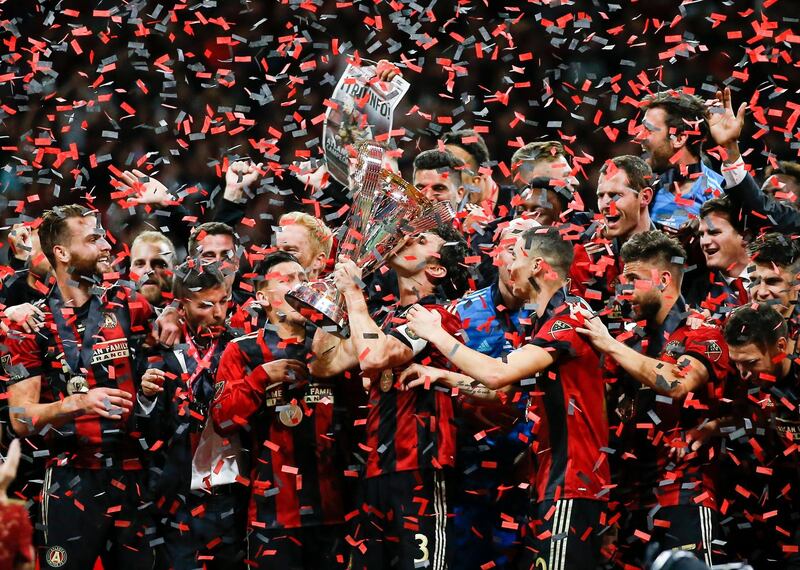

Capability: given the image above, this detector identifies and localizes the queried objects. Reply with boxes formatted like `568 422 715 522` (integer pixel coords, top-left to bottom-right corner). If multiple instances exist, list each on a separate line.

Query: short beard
637 297 662 323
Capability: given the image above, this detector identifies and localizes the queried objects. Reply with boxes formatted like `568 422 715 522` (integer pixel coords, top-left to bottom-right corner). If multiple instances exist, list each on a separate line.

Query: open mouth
604 213 621 225
703 247 719 258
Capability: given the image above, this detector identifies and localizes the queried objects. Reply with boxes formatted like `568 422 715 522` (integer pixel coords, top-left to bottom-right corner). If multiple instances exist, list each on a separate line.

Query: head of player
387 224 470 302
495 217 542 309
507 226 574 305
172 260 229 342
412 149 466 212
618 230 686 323
39 204 112 288
251 251 308 330
761 160 800 209
188 222 239 271
698 195 749 279
511 141 574 226
275 212 333 281
724 303 790 384
596 155 655 241
636 89 710 172
130 231 176 307
747 233 800 319
442 129 495 207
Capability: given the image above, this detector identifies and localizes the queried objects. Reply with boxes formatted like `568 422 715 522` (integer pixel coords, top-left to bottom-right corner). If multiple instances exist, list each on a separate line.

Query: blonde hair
278 212 334 258
132 230 177 264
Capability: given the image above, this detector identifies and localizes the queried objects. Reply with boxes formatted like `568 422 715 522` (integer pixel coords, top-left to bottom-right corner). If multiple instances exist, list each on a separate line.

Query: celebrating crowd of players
1 81 799 570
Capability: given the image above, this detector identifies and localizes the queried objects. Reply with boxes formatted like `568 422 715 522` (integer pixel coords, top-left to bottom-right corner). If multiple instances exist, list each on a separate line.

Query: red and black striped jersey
211 326 354 529
605 300 729 511
363 296 462 478
528 289 611 502
3 286 153 470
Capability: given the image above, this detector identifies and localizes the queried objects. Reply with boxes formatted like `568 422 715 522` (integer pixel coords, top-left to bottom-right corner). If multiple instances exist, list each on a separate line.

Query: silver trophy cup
286 142 453 338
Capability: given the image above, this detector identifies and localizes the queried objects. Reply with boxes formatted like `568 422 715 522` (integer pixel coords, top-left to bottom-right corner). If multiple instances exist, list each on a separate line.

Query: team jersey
364 295 462 478
527 289 611 502
608 299 729 510
3 285 153 470
211 326 354 529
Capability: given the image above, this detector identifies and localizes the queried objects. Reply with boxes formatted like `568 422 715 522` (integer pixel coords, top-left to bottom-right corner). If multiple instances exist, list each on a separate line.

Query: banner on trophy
323 61 410 186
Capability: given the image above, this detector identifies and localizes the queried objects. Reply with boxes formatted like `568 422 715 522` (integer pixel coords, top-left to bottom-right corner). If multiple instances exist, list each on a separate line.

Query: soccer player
211 251 358 569
129 230 177 309
275 211 335 280
723 304 800 567
329 224 469 570
4 204 155 569
402 226 610 570
747 233 800 328
413 149 467 212
576 231 729 566
137 261 245 569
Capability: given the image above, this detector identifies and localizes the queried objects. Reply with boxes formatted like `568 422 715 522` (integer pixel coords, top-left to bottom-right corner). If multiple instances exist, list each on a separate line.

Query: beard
634 295 662 323
69 253 109 280
139 275 172 306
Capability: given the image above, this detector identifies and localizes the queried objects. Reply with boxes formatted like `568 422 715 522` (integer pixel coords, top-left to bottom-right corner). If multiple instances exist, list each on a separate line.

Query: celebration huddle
0 1 798 570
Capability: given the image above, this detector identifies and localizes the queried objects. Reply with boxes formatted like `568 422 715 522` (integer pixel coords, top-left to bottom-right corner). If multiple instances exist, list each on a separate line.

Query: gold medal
379 369 394 392
67 375 90 395
279 403 303 427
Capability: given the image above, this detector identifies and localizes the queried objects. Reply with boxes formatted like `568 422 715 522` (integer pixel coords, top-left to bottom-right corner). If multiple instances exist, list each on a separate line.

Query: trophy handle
285 277 351 339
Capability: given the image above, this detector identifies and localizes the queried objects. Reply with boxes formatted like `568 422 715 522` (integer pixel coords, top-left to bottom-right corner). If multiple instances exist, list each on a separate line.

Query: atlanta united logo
101 312 118 329
664 340 684 359
705 340 723 362
46 546 67 567
549 320 573 338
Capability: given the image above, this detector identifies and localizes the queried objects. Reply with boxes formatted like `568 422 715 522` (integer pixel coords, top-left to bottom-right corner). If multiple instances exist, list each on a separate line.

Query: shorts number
413 533 429 564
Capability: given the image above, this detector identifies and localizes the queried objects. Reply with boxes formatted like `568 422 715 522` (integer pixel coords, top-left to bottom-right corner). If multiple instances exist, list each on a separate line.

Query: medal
279 403 303 427
380 369 394 392
66 375 90 395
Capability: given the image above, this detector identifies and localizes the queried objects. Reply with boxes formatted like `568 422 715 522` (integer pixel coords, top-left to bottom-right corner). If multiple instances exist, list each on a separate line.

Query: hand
332 257 363 295
155 307 182 347
224 160 263 203
140 368 166 398
375 59 401 82
7 224 31 262
405 304 442 342
293 161 329 192
73 387 133 420
707 87 745 159
668 423 716 461
3 303 45 333
398 363 449 390
686 309 712 330
117 169 174 206
262 359 308 383
575 310 616 354
462 203 491 234
0 438 21 500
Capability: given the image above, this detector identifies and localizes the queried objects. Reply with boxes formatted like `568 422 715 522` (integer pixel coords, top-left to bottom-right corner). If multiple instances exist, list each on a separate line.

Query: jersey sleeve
389 304 462 357
681 326 730 383
2 327 44 384
210 341 270 435
531 314 585 358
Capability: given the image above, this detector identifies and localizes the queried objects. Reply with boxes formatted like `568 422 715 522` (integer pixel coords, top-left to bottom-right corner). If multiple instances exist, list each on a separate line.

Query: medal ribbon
48 289 106 378
183 327 219 402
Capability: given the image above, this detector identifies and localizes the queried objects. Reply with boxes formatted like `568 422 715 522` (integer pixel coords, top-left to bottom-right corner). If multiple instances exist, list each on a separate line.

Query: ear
670 131 688 150
639 185 654 208
660 269 673 288
53 244 70 265
311 252 327 277
456 185 466 202
255 289 269 304
777 336 788 354
425 263 447 281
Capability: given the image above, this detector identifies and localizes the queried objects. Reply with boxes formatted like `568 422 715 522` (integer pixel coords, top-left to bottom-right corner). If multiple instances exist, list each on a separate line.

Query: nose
736 365 751 380
98 237 111 252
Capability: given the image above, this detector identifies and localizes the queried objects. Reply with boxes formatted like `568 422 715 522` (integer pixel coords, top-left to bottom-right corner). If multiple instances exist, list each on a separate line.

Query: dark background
0 0 797 257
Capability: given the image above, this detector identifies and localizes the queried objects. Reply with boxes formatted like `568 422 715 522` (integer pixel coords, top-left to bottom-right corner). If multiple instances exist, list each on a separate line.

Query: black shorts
518 499 607 570
38 465 154 570
619 504 721 567
154 487 246 570
246 524 347 570
350 469 454 570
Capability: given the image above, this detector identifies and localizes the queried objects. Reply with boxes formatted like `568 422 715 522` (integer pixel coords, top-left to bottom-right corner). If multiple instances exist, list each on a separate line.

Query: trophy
286 141 454 338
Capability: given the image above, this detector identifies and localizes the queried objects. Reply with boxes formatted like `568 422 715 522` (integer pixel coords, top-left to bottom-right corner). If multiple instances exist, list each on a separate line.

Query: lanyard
182 329 219 401
48 289 105 376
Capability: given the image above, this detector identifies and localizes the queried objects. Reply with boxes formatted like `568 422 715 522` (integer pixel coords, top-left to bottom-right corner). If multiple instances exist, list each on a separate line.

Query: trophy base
285 280 351 339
